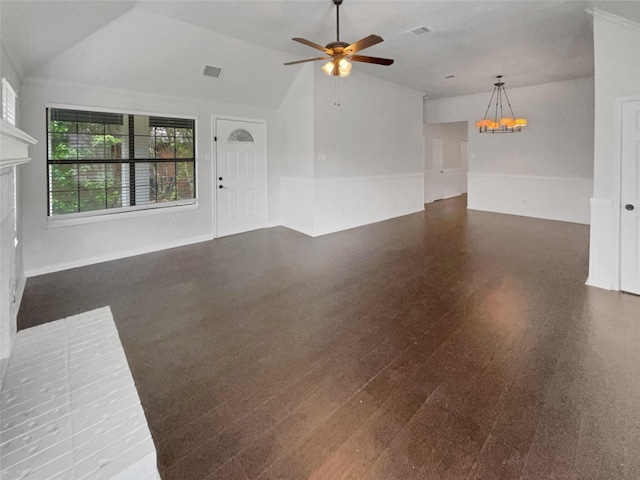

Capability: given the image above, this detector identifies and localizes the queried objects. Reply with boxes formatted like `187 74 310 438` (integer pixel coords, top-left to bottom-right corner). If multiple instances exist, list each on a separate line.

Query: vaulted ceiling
1 0 639 109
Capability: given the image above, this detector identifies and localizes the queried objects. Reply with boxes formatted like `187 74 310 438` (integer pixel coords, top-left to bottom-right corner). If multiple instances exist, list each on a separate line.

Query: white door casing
432 137 443 200
620 100 640 294
460 140 469 192
215 118 267 238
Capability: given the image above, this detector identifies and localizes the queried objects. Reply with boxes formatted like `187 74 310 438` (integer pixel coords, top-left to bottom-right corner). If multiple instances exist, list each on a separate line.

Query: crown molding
587 8 640 31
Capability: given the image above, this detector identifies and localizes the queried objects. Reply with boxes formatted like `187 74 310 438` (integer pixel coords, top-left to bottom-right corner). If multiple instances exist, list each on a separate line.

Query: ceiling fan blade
349 55 394 66
284 57 327 66
344 34 383 54
292 37 330 54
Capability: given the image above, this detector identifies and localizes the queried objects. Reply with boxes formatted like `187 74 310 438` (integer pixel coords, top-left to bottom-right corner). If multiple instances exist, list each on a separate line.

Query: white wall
587 10 640 290
425 77 594 224
279 67 424 237
280 64 315 235
311 70 424 235
424 121 468 203
20 80 284 276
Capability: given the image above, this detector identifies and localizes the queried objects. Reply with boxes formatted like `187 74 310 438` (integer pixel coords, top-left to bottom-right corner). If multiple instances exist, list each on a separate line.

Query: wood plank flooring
18 195 640 480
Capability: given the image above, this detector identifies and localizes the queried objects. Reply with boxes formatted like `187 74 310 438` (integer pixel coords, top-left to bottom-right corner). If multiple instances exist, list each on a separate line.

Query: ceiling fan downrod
334 0 343 42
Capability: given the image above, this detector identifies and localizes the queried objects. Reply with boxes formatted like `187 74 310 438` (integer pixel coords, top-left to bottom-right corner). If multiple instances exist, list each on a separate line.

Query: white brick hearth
0 307 159 480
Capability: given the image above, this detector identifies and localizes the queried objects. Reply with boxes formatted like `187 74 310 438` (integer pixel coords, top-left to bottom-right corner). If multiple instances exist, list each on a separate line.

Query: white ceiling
1 0 639 107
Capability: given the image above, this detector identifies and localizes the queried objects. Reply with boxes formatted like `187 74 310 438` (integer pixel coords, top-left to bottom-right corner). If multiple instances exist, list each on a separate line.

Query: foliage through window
47 108 196 217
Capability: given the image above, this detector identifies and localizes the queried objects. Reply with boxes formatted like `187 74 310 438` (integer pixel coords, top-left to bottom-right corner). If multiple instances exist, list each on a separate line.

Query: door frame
212 114 268 239
614 96 640 291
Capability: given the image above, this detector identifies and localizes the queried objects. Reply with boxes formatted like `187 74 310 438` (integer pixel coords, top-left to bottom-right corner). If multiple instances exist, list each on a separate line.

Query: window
227 129 254 142
2 78 17 126
46 108 196 217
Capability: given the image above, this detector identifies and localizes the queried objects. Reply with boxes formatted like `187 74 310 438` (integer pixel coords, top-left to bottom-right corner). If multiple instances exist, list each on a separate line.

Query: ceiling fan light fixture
338 58 352 76
285 0 393 78
476 76 527 134
322 60 335 75
321 58 352 77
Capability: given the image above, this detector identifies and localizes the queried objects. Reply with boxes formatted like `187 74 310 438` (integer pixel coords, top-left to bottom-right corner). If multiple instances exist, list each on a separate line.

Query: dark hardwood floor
19 195 640 480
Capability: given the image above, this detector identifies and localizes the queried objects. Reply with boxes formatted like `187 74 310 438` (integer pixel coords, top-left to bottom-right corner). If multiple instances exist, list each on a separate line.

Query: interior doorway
424 121 468 204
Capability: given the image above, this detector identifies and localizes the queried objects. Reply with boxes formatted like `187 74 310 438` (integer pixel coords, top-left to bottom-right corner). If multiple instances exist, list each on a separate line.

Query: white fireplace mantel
0 119 37 169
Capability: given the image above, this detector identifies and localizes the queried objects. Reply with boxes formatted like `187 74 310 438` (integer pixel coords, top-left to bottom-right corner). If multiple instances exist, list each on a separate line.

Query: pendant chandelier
475 76 527 133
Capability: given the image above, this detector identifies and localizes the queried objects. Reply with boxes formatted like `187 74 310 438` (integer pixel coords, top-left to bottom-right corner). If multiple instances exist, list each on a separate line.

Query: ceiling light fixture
475 76 527 134
321 58 352 77
284 0 393 78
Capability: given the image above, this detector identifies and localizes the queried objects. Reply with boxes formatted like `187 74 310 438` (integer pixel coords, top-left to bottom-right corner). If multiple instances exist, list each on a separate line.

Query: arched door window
227 129 254 143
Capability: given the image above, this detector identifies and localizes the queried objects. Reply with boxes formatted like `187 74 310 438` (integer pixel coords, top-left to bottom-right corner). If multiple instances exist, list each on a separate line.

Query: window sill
46 201 198 228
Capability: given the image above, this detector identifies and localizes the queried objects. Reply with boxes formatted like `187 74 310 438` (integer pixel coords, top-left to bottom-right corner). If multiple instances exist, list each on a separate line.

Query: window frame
2 77 17 126
45 104 198 225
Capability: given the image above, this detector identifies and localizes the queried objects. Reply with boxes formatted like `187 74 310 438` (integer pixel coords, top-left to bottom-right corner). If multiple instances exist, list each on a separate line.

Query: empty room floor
18 195 640 480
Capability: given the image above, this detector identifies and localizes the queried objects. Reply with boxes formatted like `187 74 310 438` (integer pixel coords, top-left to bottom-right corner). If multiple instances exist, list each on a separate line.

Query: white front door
215 118 267 237
620 100 640 295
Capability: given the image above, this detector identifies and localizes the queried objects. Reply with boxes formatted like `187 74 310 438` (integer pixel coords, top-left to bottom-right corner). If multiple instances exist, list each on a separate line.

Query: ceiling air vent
406 26 431 36
203 65 222 78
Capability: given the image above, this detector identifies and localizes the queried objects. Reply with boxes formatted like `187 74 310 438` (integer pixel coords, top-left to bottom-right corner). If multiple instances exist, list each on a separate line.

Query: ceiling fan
284 0 394 77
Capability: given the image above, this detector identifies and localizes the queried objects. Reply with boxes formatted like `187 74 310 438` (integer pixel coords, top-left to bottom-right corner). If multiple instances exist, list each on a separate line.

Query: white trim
0 120 37 169
25 233 213 278
212 115 268 239
314 172 423 185
587 8 640 31
45 102 199 121
585 277 615 290
0 120 36 145
468 172 592 184
282 223 315 237
1 157 31 168
281 173 423 187
615 96 640 292
590 197 614 207
280 176 314 185
46 202 198 228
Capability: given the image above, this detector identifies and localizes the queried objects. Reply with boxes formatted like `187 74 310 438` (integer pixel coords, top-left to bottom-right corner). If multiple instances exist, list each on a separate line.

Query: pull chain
334 78 341 107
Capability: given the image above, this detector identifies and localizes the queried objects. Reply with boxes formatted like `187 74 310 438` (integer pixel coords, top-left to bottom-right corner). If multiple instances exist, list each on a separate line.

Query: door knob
219 177 223 181
219 185 227 189
625 204 635 211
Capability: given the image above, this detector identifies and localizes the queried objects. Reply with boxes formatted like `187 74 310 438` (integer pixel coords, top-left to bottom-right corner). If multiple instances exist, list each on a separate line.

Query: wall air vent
406 26 431 35
203 65 222 78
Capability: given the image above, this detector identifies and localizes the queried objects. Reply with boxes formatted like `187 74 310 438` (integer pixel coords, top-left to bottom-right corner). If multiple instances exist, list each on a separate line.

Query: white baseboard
585 277 614 290
25 234 213 277
467 173 592 225
281 222 314 237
